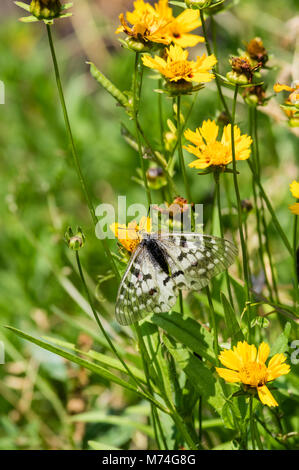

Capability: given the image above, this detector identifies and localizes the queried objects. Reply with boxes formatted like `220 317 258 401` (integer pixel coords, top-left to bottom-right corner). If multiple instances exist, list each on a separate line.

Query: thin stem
205 286 219 361
158 78 164 149
293 213 298 312
133 53 152 207
176 96 192 202
75 251 151 398
200 10 231 120
248 159 293 256
46 24 119 280
249 396 256 450
134 324 164 449
176 96 195 231
230 86 252 338
214 172 234 306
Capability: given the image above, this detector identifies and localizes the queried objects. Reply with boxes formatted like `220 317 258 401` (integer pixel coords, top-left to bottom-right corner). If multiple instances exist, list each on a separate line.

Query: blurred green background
0 0 298 449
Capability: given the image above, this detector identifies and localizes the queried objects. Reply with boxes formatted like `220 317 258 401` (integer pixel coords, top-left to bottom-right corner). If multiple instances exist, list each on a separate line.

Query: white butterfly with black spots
115 232 238 325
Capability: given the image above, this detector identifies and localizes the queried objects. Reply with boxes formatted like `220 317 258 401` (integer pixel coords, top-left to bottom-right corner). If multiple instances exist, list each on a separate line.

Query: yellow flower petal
257 342 270 364
184 128 203 146
273 83 294 93
290 180 299 199
289 203 299 215
200 119 219 144
267 353 290 381
234 341 257 365
215 367 240 383
218 349 242 371
257 385 278 407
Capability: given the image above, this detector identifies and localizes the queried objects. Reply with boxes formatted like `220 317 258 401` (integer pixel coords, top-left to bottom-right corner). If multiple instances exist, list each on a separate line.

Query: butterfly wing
157 233 238 291
115 243 178 326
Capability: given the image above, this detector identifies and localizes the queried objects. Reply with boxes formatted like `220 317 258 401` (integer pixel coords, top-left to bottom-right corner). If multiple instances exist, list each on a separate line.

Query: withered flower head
246 37 268 66
152 196 191 219
230 56 260 82
242 84 267 106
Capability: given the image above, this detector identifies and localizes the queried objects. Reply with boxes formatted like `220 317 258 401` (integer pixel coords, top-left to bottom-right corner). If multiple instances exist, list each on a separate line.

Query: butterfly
115 231 238 326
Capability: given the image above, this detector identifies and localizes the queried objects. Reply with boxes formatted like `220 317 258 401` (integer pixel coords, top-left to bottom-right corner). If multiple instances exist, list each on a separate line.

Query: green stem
176 96 191 202
176 96 195 231
205 286 219 361
158 78 164 149
134 324 163 449
75 252 148 393
46 24 119 280
133 53 152 207
248 159 293 256
200 10 231 120
293 213 298 312
214 172 234 306
230 86 251 338
249 396 256 450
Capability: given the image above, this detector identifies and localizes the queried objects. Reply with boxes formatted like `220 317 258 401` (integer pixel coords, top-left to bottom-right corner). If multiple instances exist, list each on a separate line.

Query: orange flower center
239 361 267 387
201 141 230 166
168 60 193 79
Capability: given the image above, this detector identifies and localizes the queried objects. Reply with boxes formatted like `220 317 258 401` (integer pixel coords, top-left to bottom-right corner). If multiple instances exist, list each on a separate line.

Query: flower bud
226 71 249 85
30 0 62 20
146 166 167 190
124 38 152 53
185 0 212 9
289 117 299 128
165 80 193 96
65 227 85 251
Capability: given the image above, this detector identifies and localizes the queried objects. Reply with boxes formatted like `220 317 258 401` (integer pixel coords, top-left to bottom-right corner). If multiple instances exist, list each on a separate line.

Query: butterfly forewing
115 243 178 326
115 232 237 325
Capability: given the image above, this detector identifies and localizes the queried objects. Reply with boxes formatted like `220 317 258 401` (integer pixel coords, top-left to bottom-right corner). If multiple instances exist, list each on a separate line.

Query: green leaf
4 326 137 393
151 311 215 364
14 1 31 12
71 411 155 438
88 441 120 451
42 335 146 384
19 16 39 23
271 322 291 355
88 62 131 111
162 335 216 399
221 293 244 344
169 1 187 8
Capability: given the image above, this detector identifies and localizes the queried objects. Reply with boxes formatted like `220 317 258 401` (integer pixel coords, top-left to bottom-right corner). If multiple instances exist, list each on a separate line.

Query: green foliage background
0 0 298 450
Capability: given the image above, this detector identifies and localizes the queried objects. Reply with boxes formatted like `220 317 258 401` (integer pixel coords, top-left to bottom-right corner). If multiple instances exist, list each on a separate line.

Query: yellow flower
116 0 171 45
166 9 204 48
289 203 299 215
110 216 152 253
142 44 217 83
216 341 290 407
274 81 299 107
184 119 252 169
290 180 299 199
116 0 203 47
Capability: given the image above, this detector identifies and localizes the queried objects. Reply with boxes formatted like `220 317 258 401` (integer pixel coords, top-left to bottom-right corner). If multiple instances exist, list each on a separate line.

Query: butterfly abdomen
143 238 170 275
